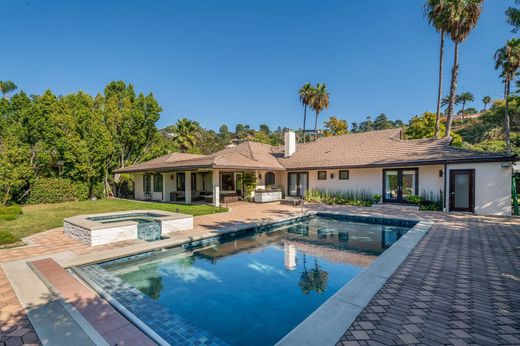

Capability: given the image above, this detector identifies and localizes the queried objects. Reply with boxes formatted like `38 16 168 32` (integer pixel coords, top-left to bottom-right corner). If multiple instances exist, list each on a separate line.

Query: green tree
443 0 484 138
441 94 460 110
457 92 474 115
406 112 444 139
482 95 491 110
494 38 520 152
259 124 270 135
170 118 200 153
309 83 329 140
323 116 348 136
425 0 450 138
373 114 396 130
299 83 313 143
506 0 520 33
0 81 17 98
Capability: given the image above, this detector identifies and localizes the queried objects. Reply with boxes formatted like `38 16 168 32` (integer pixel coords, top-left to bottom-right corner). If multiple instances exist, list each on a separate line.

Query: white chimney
284 130 296 157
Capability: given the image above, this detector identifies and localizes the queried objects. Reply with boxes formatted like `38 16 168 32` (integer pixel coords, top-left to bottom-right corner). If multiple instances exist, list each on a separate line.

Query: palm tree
424 0 449 139
457 91 474 115
299 83 313 143
481 95 491 110
443 0 484 138
309 83 329 140
171 118 199 153
494 38 520 152
0 81 17 98
441 94 460 110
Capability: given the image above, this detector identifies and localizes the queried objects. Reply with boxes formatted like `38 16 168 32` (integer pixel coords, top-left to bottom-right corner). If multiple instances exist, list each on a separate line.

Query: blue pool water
95 215 412 346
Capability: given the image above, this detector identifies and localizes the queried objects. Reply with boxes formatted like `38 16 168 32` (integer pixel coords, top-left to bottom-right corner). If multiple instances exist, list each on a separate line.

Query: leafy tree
506 0 520 33
218 124 231 146
259 124 270 135
462 107 478 114
170 118 200 153
0 81 17 98
406 112 444 139
298 83 313 143
424 0 450 138
309 83 329 140
373 114 396 130
457 92 474 115
494 38 520 152
482 96 491 110
443 0 483 138
323 116 348 136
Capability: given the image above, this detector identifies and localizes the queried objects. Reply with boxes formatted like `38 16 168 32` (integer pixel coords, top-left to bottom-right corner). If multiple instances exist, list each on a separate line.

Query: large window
153 174 163 192
191 173 197 191
143 175 151 193
265 172 275 186
221 173 235 191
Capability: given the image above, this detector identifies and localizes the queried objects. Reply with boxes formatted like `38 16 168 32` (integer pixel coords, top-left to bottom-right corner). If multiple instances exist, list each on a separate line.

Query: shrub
305 188 374 207
418 190 443 211
406 195 422 205
0 230 19 245
0 214 17 221
242 172 257 201
0 205 22 215
28 178 89 204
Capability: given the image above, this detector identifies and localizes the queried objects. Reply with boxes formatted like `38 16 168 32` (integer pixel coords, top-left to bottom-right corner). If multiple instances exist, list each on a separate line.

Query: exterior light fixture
258 173 262 179
171 174 174 180
439 170 443 177
330 173 334 179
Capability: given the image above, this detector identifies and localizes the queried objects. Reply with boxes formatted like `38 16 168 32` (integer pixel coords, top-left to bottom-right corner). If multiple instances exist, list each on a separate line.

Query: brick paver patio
1 201 519 346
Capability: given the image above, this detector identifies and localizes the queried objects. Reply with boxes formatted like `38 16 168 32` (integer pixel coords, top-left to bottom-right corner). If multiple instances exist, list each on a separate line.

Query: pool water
99 215 411 345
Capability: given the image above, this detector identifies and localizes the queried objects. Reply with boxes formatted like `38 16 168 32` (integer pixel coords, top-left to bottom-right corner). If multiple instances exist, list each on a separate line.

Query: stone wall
64 221 138 246
161 217 193 235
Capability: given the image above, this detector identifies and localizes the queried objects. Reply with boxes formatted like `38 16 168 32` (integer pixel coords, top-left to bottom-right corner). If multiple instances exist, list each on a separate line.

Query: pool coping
69 210 431 346
276 212 433 346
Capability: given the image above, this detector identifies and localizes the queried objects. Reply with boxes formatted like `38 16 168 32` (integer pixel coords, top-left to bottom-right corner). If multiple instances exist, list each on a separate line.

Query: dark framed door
449 169 475 212
383 168 418 203
288 172 308 197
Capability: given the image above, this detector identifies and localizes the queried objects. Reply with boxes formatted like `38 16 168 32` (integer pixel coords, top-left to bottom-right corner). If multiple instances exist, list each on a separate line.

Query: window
153 174 163 192
339 170 349 180
143 175 151 193
191 173 197 191
221 173 235 191
265 172 275 186
177 172 186 191
317 171 327 180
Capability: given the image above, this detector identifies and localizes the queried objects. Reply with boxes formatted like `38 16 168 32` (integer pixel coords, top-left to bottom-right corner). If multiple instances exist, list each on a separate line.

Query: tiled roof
116 129 515 173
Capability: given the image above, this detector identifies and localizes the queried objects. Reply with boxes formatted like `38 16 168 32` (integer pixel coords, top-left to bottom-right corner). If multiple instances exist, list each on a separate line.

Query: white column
185 171 192 204
213 169 220 207
162 173 167 202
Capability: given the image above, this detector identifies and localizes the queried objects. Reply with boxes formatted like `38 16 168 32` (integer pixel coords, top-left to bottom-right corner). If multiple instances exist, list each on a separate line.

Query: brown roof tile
116 128 515 173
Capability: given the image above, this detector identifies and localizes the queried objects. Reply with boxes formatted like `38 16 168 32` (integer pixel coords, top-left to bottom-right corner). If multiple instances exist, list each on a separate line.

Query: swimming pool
74 214 416 345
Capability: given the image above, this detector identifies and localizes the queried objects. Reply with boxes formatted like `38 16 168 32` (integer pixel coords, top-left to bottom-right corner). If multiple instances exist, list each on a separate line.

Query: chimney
284 130 296 157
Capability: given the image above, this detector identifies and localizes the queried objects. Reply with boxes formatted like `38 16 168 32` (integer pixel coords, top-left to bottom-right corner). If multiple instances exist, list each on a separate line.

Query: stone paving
0 201 519 346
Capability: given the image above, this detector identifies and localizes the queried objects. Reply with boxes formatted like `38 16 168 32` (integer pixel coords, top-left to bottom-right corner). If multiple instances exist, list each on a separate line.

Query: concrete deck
0 201 519 346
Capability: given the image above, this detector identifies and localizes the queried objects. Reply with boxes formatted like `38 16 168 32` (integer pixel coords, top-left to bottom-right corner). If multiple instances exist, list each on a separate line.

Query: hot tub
63 210 193 246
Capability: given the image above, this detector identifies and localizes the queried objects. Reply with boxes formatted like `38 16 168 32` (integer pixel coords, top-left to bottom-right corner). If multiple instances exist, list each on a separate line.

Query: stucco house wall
447 162 512 215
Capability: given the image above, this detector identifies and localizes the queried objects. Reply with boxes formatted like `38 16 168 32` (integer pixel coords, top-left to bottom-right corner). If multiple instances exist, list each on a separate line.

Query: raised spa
63 210 193 246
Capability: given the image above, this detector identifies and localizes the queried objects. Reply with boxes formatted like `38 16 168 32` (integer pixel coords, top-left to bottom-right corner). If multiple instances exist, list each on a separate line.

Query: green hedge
28 178 89 204
0 205 22 215
0 230 19 245
305 188 374 207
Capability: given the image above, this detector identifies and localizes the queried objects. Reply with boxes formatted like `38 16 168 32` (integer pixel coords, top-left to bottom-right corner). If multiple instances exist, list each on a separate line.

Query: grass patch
0 199 227 240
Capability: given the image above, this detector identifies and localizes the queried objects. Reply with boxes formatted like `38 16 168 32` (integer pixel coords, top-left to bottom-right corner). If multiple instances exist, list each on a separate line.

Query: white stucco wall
256 170 284 190
447 162 512 215
134 173 144 200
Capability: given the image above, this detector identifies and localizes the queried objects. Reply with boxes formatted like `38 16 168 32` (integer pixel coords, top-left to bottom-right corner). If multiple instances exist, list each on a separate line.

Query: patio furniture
170 192 185 202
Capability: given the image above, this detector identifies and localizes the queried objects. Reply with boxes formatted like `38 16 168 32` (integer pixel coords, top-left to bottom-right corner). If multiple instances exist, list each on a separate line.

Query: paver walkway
1 201 519 346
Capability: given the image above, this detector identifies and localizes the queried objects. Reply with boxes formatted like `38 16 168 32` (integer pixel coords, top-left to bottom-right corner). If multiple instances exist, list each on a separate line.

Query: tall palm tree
481 95 491 110
309 83 329 140
171 118 199 153
443 0 484 138
457 91 474 114
0 81 17 98
424 0 449 138
494 38 520 152
299 83 313 143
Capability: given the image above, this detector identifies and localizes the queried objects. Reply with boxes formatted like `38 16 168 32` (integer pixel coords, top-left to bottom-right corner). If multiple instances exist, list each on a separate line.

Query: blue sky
0 0 515 130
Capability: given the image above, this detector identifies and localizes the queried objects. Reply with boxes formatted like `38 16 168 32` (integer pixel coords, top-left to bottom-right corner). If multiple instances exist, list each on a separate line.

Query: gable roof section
116 128 515 173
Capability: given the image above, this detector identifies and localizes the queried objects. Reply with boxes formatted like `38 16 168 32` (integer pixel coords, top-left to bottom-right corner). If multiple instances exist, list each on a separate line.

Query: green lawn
0 199 227 239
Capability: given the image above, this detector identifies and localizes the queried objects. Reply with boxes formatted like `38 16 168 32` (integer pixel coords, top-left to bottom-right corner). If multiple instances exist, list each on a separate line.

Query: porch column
185 171 192 204
213 169 220 207
162 173 167 202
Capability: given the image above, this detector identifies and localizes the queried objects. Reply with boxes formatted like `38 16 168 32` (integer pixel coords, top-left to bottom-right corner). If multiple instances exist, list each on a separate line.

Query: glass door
288 172 308 197
449 169 474 212
383 169 418 203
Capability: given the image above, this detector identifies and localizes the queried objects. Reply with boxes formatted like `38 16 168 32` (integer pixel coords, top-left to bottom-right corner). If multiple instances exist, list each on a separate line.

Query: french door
383 168 418 203
449 169 475 212
288 172 308 197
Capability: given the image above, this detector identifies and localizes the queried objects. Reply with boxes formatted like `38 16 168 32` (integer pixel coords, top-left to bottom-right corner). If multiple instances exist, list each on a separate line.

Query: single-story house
115 129 517 215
